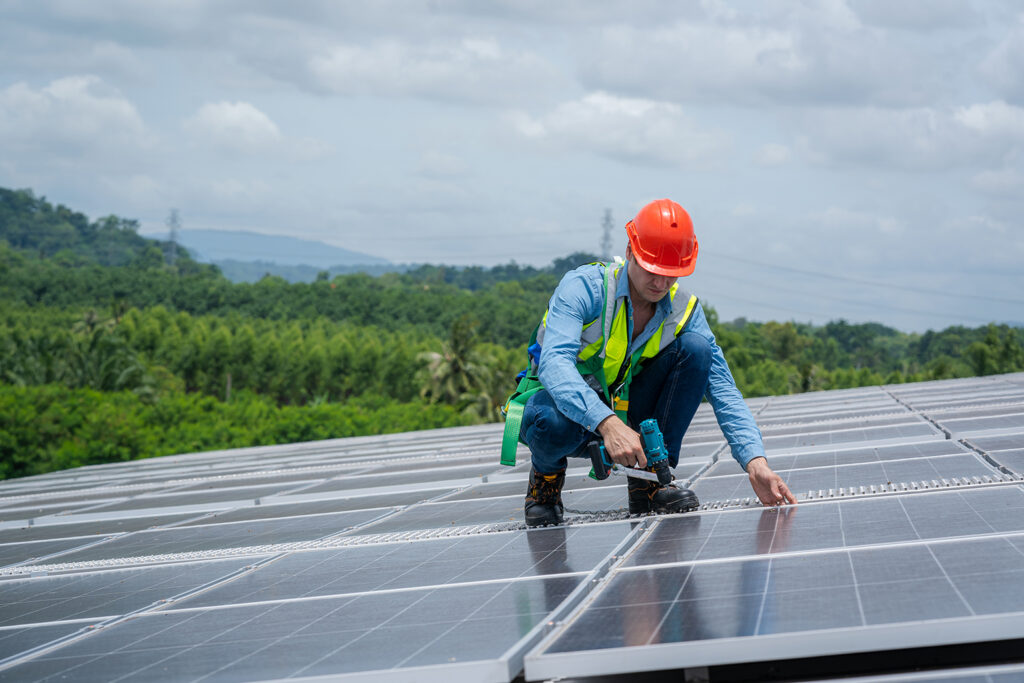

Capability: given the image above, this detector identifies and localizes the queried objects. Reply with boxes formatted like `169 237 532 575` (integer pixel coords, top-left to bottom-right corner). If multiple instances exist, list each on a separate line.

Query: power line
704 289 1002 325
696 265 1002 323
704 253 1024 306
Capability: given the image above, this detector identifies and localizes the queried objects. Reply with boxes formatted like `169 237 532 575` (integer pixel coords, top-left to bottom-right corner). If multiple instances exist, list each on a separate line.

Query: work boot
628 468 699 515
524 467 566 527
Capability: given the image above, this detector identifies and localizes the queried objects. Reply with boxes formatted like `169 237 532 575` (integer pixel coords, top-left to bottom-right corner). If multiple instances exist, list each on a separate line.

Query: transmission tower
166 208 180 267
600 208 613 261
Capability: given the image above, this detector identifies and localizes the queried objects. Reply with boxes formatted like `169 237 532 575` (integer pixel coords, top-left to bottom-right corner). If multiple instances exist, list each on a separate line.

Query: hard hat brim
629 238 699 277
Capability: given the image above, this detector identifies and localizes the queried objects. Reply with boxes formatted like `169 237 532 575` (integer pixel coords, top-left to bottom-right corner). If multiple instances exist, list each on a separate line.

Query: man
502 198 797 527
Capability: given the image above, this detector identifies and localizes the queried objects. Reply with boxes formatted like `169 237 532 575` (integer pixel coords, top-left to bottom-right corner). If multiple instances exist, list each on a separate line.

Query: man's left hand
746 457 798 506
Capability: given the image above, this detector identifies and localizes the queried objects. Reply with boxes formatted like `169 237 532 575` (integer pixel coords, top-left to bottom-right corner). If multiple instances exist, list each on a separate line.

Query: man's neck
627 281 657 314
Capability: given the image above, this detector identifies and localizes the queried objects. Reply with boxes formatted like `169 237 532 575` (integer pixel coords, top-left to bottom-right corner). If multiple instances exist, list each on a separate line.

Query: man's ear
625 244 633 262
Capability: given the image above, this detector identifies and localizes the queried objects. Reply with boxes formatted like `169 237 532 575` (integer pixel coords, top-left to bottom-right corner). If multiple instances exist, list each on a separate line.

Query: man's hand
746 457 797 506
596 415 647 468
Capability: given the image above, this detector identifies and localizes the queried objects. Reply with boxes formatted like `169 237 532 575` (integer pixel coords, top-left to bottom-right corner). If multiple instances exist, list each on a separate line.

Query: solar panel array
1 372 1023 682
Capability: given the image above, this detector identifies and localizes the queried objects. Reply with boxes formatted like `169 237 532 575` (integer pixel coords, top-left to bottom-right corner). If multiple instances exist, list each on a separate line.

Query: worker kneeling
502 198 796 527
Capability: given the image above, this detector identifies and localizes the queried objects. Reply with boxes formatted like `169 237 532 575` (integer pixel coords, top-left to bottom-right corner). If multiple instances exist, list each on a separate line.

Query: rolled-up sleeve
537 266 616 432
686 305 766 469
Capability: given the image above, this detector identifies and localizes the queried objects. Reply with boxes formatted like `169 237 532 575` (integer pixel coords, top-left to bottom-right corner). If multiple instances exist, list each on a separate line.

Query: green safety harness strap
500 323 543 466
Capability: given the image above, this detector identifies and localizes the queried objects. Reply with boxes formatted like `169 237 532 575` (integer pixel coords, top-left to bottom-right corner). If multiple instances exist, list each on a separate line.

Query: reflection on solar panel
1 375 1023 681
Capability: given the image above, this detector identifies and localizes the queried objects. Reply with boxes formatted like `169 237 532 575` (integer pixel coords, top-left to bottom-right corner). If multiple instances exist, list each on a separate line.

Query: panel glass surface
0 576 582 682
30 509 390 565
180 522 633 608
298 462 501 494
0 513 199 545
967 433 1024 452
755 407 909 426
759 414 926 438
0 539 103 570
0 558 253 627
937 414 1024 434
705 440 966 477
623 486 1024 566
175 489 439 526
84 483 308 513
350 497 525 534
762 423 938 450
0 623 86 661
168 472 328 492
543 534 1024 656
0 501 99 520
986 449 1024 474
0 489 132 511
693 454 1000 502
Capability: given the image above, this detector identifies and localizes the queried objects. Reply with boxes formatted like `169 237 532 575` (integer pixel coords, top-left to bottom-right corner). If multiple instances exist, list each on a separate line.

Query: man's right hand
597 415 647 468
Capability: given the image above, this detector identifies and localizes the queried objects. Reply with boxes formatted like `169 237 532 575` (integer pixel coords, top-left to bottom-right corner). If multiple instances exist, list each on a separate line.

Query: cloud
307 37 562 104
971 168 1024 197
574 7 954 108
0 75 151 164
416 151 468 179
954 100 1024 139
980 17 1024 104
510 91 727 166
185 101 281 152
793 101 1024 170
755 143 792 166
847 0 980 30
183 101 329 160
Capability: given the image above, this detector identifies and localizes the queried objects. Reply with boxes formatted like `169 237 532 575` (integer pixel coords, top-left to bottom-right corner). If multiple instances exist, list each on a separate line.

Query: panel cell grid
0 558 254 628
179 522 634 609
693 453 1001 503
1 576 583 682
704 440 967 477
31 509 391 565
624 486 1024 567
530 534 1024 678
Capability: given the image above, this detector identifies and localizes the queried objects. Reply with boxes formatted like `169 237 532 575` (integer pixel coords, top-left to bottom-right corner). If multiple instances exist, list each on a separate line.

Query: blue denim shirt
537 262 765 468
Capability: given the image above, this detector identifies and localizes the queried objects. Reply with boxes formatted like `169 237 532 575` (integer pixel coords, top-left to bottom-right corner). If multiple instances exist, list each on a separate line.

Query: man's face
626 252 677 304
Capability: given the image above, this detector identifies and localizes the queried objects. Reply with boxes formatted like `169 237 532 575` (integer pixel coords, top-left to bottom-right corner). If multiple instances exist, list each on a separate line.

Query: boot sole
630 495 700 515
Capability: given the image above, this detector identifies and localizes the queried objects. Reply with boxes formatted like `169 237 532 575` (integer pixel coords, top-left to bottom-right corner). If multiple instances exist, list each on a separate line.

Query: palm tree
418 315 492 409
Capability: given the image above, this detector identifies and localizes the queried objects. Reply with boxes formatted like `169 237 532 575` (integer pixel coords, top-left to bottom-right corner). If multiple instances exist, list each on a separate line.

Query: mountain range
143 229 400 282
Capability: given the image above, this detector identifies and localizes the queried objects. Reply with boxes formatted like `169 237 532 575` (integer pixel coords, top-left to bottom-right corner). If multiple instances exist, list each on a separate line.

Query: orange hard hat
625 199 698 277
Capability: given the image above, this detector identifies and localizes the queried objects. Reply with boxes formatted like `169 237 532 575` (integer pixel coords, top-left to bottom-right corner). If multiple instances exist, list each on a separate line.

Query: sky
1 1 1023 332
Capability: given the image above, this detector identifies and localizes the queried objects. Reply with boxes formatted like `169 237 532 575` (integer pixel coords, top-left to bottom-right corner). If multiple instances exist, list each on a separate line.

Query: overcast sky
2 1 1023 332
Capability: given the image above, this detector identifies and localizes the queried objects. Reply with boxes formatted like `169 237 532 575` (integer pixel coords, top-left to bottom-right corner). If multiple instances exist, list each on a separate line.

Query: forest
2 186 1022 479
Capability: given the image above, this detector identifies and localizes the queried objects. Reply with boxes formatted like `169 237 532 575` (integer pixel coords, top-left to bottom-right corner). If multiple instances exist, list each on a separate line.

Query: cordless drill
587 418 673 485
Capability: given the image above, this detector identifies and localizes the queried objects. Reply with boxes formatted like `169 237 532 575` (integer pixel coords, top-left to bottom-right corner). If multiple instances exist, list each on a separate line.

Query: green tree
418 315 493 409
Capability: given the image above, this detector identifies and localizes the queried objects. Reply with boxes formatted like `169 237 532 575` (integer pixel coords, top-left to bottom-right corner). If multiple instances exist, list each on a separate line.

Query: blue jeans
521 332 712 474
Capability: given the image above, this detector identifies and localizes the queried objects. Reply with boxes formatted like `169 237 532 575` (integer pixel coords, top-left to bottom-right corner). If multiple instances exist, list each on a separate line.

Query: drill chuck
587 419 674 485
639 419 673 485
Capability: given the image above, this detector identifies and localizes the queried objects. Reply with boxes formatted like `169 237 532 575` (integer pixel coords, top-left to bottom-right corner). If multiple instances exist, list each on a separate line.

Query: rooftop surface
1 373 1024 682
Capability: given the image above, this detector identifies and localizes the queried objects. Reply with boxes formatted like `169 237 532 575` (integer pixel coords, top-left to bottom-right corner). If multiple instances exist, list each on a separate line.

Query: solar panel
527 532 1024 678
36 509 393 564
0 513 202 544
0 558 255 627
0 624 86 661
2 373 1024 681
4 576 585 681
